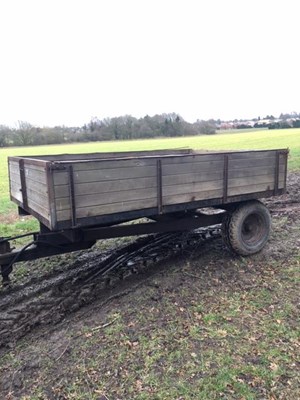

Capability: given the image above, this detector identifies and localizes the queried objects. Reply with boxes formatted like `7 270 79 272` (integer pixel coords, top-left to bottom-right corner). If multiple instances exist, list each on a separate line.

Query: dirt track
0 229 221 349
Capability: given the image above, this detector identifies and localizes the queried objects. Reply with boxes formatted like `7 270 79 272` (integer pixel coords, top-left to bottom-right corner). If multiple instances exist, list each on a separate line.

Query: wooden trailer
0 148 288 283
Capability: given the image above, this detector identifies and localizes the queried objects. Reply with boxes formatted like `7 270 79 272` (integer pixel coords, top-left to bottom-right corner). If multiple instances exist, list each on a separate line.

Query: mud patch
0 172 299 399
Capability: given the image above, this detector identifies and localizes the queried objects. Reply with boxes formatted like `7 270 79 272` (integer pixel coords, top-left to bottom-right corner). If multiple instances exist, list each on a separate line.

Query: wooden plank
228 174 274 188
228 157 283 170
10 193 23 204
56 198 158 221
32 149 193 162
53 171 69 186
9 161 22 203
163 189 223 206
18 163 50 221
26 187 49 205
55 187 158 211
73 165 157 184
25 178 48 193
54 185 69 199
54 176 157 199
72 158 157 171
23 168 47 183
52 153 286 186
54 164 224 189
228 165 284 179
54 166 157 186
55 198 70 213
10 182 23 203
24 163 46 173
23 158 47 166
9 171 21 185
27 198 50 220
162 170 224 186
228 151 276 160
228 183 275 196
76 198 157 217
161 153 224 165
24 175 49 188
163 180 223 197
163 160 224 176
10 180 21 193
9 161 20 174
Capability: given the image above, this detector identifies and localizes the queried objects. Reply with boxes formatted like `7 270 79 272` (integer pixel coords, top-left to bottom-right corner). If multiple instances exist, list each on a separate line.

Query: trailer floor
0 173 299 400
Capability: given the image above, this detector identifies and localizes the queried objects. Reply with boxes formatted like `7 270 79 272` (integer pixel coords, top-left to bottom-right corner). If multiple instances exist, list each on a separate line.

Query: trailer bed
8 148 288 231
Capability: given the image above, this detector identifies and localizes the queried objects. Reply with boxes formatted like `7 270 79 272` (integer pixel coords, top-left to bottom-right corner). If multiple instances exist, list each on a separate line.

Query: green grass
0 132 299 398
0 217 39 244
0 127 299 218
4 251 298 399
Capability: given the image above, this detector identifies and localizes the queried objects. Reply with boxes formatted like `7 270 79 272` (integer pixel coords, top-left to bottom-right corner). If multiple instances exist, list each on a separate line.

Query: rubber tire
222 200 271 256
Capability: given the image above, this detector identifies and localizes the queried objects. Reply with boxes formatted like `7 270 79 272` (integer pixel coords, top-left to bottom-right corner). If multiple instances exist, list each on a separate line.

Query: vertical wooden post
157 159 163 214
223 154 229 203
274 151 280 195
68 165 77 227
19 159 28 209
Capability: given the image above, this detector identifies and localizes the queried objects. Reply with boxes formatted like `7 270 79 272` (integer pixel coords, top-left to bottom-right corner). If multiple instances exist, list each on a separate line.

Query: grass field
1 209 299 399
0 130 299 399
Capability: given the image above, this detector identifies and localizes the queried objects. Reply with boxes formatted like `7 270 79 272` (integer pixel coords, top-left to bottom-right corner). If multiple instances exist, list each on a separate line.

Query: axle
0 212 224 284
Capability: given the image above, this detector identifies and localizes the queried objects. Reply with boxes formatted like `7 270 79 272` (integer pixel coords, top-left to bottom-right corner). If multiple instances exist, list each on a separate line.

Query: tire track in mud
0 228 220 348
1 170 298 349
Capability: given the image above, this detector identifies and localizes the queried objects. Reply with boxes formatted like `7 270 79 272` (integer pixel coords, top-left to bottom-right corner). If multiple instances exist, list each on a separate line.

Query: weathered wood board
8 148 288 230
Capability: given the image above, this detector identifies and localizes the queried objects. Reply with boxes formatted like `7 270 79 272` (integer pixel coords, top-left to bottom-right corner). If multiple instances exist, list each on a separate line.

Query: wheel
222 200 271 256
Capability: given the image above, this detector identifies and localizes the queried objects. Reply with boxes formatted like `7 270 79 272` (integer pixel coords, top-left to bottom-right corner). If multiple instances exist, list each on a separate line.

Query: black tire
221 211 234 252
222 200 271 256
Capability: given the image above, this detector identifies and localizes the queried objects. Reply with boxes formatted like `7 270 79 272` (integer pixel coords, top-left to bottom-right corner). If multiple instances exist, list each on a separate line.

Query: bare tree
0 125 9 147
15 121 35 145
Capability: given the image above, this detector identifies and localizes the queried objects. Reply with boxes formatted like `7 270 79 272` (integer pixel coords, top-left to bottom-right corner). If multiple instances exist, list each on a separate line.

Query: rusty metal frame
0 241 96 269
0 212 224 269
82 213 224 242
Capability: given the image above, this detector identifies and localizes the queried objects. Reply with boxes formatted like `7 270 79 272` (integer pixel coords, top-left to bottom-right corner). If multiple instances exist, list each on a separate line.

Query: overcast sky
0 0 299 127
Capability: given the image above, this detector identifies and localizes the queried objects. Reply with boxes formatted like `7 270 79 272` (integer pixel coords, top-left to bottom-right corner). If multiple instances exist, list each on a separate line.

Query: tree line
0 114 218 147
1 112 299 148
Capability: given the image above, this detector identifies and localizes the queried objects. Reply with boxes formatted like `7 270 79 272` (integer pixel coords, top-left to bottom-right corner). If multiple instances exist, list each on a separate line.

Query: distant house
220 122 234 130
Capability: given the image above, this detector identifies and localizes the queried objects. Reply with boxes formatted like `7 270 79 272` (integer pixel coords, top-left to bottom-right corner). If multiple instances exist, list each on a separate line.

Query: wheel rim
241 212 266 247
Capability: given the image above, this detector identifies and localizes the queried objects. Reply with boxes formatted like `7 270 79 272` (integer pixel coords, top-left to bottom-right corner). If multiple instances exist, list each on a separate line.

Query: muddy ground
0 173 299 400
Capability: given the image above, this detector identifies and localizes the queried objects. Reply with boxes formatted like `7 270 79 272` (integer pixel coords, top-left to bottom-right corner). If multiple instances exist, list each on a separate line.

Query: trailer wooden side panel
227 151 286 196
8 149 288 231
9 160 23 204
53 157 159 223
8 158 51 226
161 153 224 206
24 163 50 221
